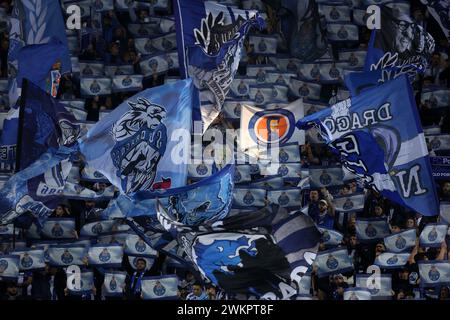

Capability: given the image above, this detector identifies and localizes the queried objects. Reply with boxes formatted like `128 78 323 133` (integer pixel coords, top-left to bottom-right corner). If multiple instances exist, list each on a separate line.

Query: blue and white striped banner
41 218 77 239
233 187 266 208
267 188 302 208
87 244 123 267
47 245 87 266
327 23 359 42
333 193 365 212
11 248 45 271
67 269 94 296
141 275 178 300
0 255 19 280
79 61 105 77
315 247 354 278
384 229 417 253
289 78 322 100
80 77 112 97
355 274 393 300
249 35 278 55
309 166 344 188
112 75 143 93
374 252 410 269
80 220 117 237
103 271 127 297
343 287 372 300
419 261 450 287
104 64 135 77
356 218 390 243
319 227 343 247
139 51 179 77
124 234 158 256
229 77 257 98
319 4 352 22
421 88 450 109
419 223 448 248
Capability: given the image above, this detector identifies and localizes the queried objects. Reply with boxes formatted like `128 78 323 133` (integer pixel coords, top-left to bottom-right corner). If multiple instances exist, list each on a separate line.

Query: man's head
349 234 358 247
442 182 450 196
393 15 414 53
6 282 18 296
333 274 345 286
406 217 416 229
374 205 383 217
192 283 203 297
309 190 320 202
135 258 147 272
319 200 328 213
431 53 441 67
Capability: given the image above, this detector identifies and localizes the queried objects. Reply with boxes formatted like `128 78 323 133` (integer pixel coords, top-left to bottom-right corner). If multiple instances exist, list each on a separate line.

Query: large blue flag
78 79 194 194
173 0 265 130
8 0 71 106
297 75 439 216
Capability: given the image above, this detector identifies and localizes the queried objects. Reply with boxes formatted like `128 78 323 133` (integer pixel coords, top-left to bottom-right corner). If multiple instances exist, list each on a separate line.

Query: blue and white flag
249 175 285 189
103 271 127 297
223 99 253 120
97 232 130 246
333 193 365 212
343 288 372 300
61 105 87 122
265 72 296 86
174 0 265 130
134 33 177 55
418 261 450 287
270 56 301 74
80 77 112 97
356 218 390 243
319 227 343 247
91 0 114 12
240 99 304 158
384 229 417 253
80 166 107 182
319 4 351 22
426 135 450 153
289 78 322 100
141 275 179 300
318 61 347 83
0 255 20 280
260 162 303 181
47 245 87 266
419 223 448 248
229 77 256 97
78 79 194 194
112 75 143 93
233 187 266 208
297 76 440 216
8 0 71 106
267 188 302 208
66 269 94 296
80 220 116 237
355 274 393 300
440 202 450 224
327 23 359 42
339 50 367 69
41 218 76 239
420 0 450 40
249 85 289 105
140 51 179 77
421 88 450 109
309 166 344 189
11 247 45 271
79 61 105 77
188 162 214 179
374 252 410 269
315 247 353 278
62 182 115 201
298 63 322 81
234 165 252 184
87 244 123 267
104 64 135 77
249 35 278 55
124 234 158 256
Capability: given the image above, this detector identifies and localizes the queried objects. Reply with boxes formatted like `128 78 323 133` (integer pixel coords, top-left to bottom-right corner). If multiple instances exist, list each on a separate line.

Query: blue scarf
130 271 145 295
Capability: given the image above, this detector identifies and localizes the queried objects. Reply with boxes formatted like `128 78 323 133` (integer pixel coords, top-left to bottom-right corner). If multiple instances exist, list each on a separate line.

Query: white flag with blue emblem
309 166 344 189
41 218 76 239
47 245 87 266
421 88 450 109
315 247 354 278
343 288 372 300
419 261 450 287
124 234 158 256
267 188 302 208
249 85 289 105
105 64 135 77
66 269 94 296
327 23 359 42
355 274 393 300
333 193 365 212
88 244 123 267
233 187 266 208
319 227 344 248
141 275 178 300
223 99 253 120
80 220 117 237
375 252 410 269
229 77 256 98
188 162 214 179
80 77 112 97
289 78 322 100
356 218 390 243
248 65 277 84
419 223 448 248
234 165 252 184
79 61 105 77
0 255 19 280
139 51 179 78
97 232 130 246
249 175 285 189
11 248 45 271
339 49 367 69
103 271 127 297
384 229 417 253
249 35 278 55
78 79 193 194
112 75 143 93
426 134 450 153
440 202 450 224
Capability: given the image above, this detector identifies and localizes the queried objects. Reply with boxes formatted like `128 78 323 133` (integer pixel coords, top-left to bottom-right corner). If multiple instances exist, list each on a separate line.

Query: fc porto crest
319 170 332 186
162 38 173 51
337 26 348 39
310 65 320 79
122 76 132 87
255 90 265 104
365 223 377 238
109 276 117 291
343 198 354 210
278 164 289 177
0 259 8 273
111 98 168 193
243 191 255 205
430 137 441 150
83 65 93 76
153 281 166 296
287 60 298 72
90 80 101 94
326 254 339 270
395 236 406 250
258 39 267 52
51 223 64 238
275 75 286 85
91 222 103 235
21 253 33 269
99 248 111 262
299 84 310 97
428 226 438 242
234 104 241 117
330 7 340 20
196 163 209 176
237 81 248 95
428 266 440 281
278 192 290 206
322 230 331 242
234 170 242 182
149 59 159 71
61 250 74 264
248 109 296 146
349 53 359 67
135 239 147 253
329 64 340 79
279 149 289 162
386 254 398 265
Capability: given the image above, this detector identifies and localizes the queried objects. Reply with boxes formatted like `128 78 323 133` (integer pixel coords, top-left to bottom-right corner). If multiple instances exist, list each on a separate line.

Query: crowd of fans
0 0 449 300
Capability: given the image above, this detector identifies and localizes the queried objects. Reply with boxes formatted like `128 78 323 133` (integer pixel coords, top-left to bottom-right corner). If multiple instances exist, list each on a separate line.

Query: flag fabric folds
173 0 265 130
297 75 439 216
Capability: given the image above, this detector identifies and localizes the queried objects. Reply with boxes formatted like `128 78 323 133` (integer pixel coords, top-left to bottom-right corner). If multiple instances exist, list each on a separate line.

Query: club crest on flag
20 253 33 269
248 109 295 145
61 249 74 264
386 254 398 265
110 98 168 193
135 239 147 253
0 259 8 273
153 281 166 296
428 266 440 281
99 248 111 262
110 276 117 291
326 254 339 270
395 236 406 250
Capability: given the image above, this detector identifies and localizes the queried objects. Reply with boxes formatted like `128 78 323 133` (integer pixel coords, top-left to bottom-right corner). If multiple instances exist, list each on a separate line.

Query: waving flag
419 223 448 248
297 75 439 216
355 274 393 300
0 255 20 280
141 275 179 300
87 244 123 268
384 229 417 253
315 247 353 278
8 0 71 106
11 247 45 271
174 0 265 130
419 261 450 287
103 271 127 297
375 252 410 269
47 245 88 267
79 79 194 194
356 218 390 243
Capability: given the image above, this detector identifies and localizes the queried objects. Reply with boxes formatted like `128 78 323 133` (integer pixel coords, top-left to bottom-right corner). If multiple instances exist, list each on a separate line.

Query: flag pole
15 78 28 174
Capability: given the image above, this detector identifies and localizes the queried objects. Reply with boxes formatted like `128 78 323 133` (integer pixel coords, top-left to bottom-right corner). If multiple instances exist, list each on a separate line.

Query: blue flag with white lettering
297 75 439 216
173 0 265 130
78 79 194 194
